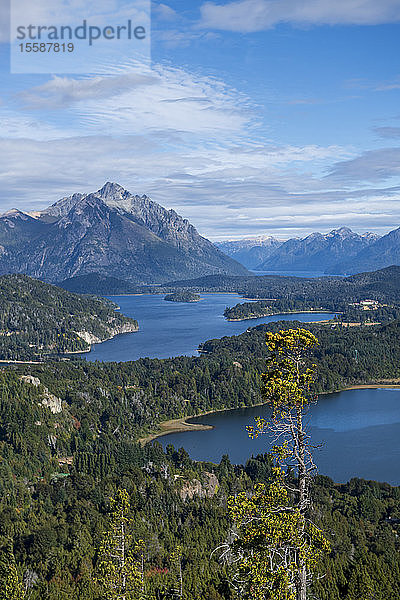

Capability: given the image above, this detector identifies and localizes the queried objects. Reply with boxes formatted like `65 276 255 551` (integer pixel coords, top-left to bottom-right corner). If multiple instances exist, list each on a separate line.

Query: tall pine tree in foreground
225 329 330 600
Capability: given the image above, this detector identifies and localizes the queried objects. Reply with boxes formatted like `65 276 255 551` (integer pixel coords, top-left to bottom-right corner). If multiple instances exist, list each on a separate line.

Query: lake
83 294 400 485
251 270 343 278
85 293 335 362
159 388 400 486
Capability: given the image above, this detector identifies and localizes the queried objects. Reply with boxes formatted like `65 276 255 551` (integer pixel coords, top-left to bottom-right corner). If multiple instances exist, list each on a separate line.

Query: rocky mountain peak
96 182 152 215
329 226 354 237
97 181 126 198
42 193 86 221
1 208 31 221
0 183 248 283
362 232 380 240
55 193 112 231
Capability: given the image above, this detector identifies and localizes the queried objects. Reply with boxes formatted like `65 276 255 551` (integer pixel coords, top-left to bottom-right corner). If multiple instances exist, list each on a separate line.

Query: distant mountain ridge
216 236 282 269
219 227 386 274
331 227 400 274
256 227 380 273
0 183 248 284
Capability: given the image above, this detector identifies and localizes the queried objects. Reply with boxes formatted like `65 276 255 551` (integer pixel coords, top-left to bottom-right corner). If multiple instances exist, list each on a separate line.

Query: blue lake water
159 388 400 485
82 294 400 484
251 270 343 278
85 293 335 362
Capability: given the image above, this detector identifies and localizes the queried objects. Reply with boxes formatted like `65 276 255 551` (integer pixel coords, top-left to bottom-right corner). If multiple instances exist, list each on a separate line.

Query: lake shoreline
138 400 270 446
139 383 400 445
225 309 335 322
86 293 333 363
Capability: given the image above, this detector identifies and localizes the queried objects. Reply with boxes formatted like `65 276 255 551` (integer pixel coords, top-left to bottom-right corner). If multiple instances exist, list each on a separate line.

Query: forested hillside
165 265 400 305
1 328 400 598
2 318 400 457
0 274 138 360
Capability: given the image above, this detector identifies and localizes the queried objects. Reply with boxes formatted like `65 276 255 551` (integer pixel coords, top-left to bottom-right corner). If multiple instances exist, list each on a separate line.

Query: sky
1 0 400 240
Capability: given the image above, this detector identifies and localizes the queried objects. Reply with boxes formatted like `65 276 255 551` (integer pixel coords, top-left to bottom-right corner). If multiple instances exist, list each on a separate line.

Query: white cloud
153 3 178 21
2 56 400 239
0 130 399 239
19 73 158 110
15 64 254 139
199 0 400 33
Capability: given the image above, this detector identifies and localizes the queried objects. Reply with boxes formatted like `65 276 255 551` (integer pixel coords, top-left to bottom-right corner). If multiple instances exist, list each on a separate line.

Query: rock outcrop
20 375 63 413
179 472 219 500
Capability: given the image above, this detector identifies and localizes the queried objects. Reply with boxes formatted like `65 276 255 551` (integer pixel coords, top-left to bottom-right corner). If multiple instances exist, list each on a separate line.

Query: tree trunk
297 404 308 600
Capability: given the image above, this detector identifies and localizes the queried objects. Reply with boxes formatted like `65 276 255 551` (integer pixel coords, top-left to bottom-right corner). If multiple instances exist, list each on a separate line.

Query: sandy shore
344 382 400 390
139 382 400 445
138 418 213 446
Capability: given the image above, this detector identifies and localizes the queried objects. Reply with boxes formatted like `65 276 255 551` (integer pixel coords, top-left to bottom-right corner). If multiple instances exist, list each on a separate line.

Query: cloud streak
199 0 400 32
328 147 400 183
15 63 254 140
2 47 400 240
0 131 399 239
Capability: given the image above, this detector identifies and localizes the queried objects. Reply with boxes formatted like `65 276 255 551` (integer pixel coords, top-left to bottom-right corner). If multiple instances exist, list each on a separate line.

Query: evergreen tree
225 329 330 600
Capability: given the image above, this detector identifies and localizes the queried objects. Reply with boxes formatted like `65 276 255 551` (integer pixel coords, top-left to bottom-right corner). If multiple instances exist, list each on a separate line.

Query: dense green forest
5 318 400 447
0 274 138 360
58 273 142 295
223 298 332 320
1 319 400 597
223 297 400 326
0 368 400 599
163 265 400 305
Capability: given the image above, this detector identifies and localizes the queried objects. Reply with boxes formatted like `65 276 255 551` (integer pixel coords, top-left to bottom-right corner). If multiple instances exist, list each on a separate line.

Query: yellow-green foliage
228 329 330 600
0 545 25 600
95 489 154 600
228 465 330 600
261 329 318 414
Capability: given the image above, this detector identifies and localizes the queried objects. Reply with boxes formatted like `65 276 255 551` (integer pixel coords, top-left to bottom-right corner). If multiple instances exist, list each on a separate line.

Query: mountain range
2 184 400 283
257 227 380 273
218 227 400 274
330 227 400 274
0 183 248 284
216 236 282 269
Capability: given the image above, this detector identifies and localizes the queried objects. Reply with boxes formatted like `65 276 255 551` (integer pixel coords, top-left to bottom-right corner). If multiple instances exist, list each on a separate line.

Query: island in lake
164 291 201 303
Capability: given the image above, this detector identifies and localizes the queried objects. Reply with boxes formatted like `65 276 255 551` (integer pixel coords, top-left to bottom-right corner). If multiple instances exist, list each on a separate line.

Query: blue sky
1 0 400 239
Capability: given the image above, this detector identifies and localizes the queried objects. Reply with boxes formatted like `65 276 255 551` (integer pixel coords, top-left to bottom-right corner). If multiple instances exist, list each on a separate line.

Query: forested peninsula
0 274 138 360
223 298 331 320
